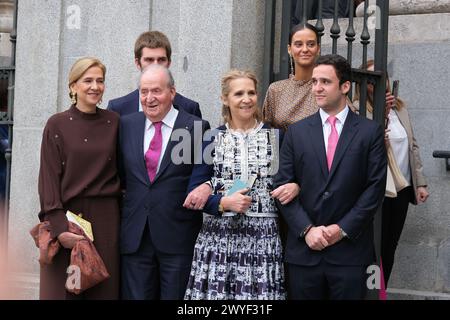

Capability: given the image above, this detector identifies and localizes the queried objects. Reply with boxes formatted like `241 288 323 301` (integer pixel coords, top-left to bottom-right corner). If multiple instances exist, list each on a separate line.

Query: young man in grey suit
108 31 202 118
275 54 387 299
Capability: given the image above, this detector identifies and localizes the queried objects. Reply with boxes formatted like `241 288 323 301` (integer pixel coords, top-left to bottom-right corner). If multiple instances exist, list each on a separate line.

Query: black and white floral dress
184 122 286 300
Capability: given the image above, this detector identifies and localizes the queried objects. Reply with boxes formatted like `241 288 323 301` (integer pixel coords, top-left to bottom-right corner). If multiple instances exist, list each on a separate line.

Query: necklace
228 119 259 134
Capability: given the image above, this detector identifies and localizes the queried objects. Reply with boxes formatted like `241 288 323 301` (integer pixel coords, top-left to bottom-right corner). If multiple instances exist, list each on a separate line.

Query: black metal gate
0 0 17 249
262 0 390 299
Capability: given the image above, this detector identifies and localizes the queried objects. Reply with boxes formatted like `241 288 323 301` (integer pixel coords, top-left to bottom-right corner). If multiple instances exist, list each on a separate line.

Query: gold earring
289 54 295 77
70 92 77 105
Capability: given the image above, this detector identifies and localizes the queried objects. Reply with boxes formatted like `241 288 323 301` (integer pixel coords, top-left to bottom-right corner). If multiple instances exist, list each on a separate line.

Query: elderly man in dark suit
119 64 209 299
274 54 387 300
108 31 202 118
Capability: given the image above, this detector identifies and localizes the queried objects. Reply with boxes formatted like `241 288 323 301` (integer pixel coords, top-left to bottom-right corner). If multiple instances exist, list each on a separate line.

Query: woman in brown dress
38 57 121 299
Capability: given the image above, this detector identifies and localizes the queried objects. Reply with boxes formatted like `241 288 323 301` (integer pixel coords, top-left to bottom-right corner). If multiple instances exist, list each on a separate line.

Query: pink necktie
145 121 163 182
326 116 339 171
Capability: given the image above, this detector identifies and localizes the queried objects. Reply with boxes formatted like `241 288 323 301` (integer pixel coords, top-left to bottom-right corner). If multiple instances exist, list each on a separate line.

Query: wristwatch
339 227 348 239
218 199 224 214
300 224 313 238
203 180 213 189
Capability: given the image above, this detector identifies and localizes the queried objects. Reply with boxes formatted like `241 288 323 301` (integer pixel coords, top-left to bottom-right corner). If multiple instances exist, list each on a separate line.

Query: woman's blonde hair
68 57 106 102
221 69 262 124
354 59 404 113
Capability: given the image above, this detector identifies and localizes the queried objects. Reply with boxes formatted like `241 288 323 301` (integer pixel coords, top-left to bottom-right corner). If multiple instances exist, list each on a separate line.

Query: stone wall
151 0 265 128
356 0 450 17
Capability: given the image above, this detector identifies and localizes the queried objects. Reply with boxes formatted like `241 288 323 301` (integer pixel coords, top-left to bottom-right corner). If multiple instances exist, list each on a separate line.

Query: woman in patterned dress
183 70 299 300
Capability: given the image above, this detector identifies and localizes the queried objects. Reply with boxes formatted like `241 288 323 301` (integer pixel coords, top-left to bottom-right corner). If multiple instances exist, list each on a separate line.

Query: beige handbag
386 144 409 195
385 165 397 198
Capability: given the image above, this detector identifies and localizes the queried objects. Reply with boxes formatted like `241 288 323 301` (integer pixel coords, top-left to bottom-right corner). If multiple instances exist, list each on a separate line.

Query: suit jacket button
323 191 330 198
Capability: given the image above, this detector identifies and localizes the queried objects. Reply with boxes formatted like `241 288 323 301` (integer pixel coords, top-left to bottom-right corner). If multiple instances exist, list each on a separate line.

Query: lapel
152 110 193 183
131 112 150 185
132 89 140 112
327 110 359 181
308 112 328 179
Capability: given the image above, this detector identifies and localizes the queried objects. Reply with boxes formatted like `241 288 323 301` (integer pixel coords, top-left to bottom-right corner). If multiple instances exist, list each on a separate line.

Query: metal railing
433 150 450 171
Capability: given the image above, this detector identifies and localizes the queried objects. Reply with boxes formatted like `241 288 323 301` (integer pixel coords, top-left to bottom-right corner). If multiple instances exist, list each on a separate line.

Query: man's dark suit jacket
108 89 202 118
119 109 209 255
274 110 387 267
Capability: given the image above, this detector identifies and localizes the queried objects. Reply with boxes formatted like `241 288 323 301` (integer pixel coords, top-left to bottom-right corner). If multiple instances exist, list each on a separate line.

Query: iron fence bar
358 0 371 118
300 0 307 24
346 1 356 61
0 67 15 73
374 0 389 124
361 0 370 69
330 0 340 54
277 0 293 82
346 0 355 99
372 0 390 300
352 70 383 85
262 0 276 101
315 0 325 45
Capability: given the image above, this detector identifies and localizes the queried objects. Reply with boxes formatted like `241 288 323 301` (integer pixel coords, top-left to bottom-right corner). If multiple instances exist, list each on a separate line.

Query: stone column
0 0 14 64
356 0 450 17
390 0 450 15
152 0 266 128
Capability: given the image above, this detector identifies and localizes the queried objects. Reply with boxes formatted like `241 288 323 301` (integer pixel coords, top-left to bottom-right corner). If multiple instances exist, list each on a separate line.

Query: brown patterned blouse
262 76 319 131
